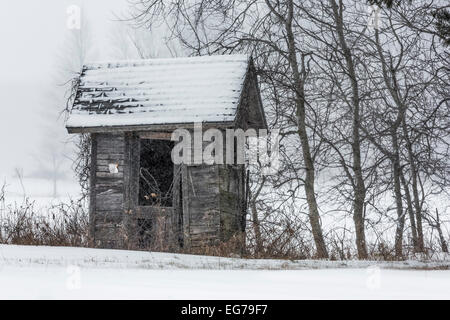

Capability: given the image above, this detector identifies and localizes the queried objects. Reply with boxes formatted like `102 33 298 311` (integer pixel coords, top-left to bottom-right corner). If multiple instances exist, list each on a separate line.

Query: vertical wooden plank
122 132 132 248
172 164 181 247
124 133 140 247
131 133 141 246
129 133 140 208
93 133 126 248
123 133 131 212
89 133 97 245
241 165 248 231
172 164 178 233
182 164 191 249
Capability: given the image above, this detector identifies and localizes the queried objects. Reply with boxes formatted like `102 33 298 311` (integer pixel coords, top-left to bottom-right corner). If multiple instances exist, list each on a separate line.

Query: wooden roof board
66 54 267 133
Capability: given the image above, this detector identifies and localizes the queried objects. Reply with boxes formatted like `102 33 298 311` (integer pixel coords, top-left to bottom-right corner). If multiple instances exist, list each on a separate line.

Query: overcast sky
0 0 129 181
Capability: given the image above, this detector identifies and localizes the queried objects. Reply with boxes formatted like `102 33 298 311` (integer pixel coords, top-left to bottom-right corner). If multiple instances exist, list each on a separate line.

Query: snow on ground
1 245 450 299
0 177 82 223
1 177 80 203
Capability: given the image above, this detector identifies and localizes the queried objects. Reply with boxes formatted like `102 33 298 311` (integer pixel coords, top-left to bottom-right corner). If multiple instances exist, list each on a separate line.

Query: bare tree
60 9 95 199
124 0 450 259
109 21 183 59
128 0 330 258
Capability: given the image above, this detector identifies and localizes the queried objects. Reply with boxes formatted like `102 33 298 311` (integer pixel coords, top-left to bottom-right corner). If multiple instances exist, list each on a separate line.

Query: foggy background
0 0 168 201
0 0 447 259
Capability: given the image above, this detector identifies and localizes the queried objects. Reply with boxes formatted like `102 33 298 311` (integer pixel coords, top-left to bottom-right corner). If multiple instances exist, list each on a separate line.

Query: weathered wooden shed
66 54 266 252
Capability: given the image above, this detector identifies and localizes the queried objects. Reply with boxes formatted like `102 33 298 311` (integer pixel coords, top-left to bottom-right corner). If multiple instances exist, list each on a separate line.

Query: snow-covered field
1 245 449 299
0 177 80 206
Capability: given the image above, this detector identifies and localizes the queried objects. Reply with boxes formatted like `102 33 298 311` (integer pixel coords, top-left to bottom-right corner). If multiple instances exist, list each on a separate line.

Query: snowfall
0 244 449 299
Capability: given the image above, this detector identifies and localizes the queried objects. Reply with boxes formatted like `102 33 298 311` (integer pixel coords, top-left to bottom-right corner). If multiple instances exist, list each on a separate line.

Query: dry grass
0 183 447 261
0 185 89 247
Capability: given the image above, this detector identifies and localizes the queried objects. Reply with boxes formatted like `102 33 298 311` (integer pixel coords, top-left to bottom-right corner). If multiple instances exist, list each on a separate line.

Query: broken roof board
66 54 254 131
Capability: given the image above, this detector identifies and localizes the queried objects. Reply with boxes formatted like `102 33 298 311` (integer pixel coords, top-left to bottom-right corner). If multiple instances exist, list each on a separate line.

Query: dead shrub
0 189 89 247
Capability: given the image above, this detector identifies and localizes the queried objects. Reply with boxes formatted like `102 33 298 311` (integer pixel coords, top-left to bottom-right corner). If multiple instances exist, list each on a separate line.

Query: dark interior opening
139 139 174 207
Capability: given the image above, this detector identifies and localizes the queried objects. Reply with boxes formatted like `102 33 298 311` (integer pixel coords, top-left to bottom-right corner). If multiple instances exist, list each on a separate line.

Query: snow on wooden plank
66 54 249 128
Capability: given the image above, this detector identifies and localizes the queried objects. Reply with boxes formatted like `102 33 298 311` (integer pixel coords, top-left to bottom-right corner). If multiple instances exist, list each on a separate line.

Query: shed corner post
88 133 97 247
181 164 191 251
123 131 140 249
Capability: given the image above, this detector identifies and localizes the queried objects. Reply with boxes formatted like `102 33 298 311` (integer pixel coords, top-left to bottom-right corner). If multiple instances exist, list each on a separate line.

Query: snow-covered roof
66 54 251 130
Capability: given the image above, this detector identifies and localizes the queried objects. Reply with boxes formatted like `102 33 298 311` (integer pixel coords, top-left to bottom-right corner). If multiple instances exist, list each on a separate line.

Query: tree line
121 0 450 259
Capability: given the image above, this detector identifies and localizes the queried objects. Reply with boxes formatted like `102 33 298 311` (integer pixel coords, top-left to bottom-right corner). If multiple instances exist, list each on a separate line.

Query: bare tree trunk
402 118 425 251
435 209 448 253
53 175 58 198
251 203 263 255
329 0 367 259
284 0 328 259
392 129 405 258
249 176 265 255
399 170 419 251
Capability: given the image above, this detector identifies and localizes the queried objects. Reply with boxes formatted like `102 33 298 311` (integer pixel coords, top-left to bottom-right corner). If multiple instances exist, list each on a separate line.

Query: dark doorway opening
139 139 174 207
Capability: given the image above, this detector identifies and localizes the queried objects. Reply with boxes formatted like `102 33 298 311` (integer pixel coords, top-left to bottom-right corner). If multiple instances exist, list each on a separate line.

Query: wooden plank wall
123 132 140 248
86 67 261 252
218 164 246 241
91 133 126 248
90 131 247 252
184 164 221 249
